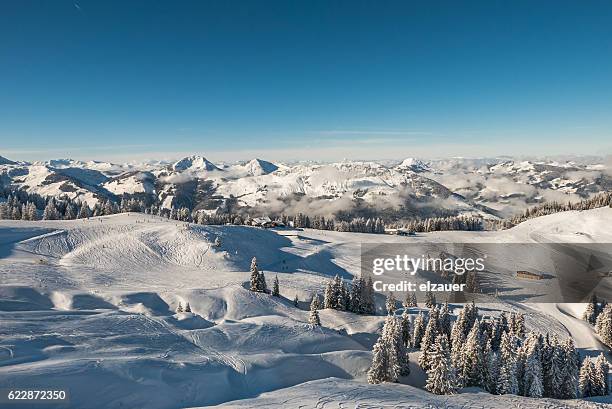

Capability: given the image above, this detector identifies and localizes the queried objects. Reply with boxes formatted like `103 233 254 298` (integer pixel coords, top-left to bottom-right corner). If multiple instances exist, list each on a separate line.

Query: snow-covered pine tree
272 275 280 297
20 203 28 220
367 339 390 384
341 281 350 311
249 257 260 292
497 331 519 395
27 202 38 220
42 200 59 220
412 311 426 349
594 353 609 396
439 301 452 337
579 358 596 397
403 292 417 309
514 313 525 339
483 339 500 394
460 320 484 387
523 340 544 398
12 205 21 220
385 315 410 376
400 310 412 349
176 302 183 313
214 237 222 248
350 276 362 313
560 338 580 399
323 279 335 309
363 277 375 314
544 335 564 398
418 311 439 370
78 203 90 219
425 334 457 395
450 319 466 372
64 203 76 220
367 316 401 383
386 292 397 315
331 275 343 310
257 270 267 293
184 302 191 313
424 290 436 308
595 304 612 348
293 294 299 307
309 298 321 327
310 293 321 311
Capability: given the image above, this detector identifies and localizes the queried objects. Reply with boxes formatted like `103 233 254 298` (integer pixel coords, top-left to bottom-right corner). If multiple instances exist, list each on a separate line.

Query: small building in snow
516 270 543 280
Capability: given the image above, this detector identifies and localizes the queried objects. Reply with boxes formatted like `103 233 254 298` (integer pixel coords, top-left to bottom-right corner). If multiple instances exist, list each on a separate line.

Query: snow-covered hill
1 209 611 408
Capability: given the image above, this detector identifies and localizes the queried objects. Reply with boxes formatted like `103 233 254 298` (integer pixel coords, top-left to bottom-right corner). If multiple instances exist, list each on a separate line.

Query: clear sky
1 0 612 163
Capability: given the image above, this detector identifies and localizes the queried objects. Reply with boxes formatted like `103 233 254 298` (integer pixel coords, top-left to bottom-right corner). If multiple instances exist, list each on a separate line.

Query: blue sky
1 0 612 162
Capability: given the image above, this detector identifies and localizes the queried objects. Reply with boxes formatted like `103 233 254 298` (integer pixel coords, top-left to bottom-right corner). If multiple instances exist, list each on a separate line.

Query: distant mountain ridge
1 154 609 220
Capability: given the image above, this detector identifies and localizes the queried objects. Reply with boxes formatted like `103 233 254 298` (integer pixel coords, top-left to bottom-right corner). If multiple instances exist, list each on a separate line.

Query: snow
1 209 611 407
172 155 220 172
205 377 606 408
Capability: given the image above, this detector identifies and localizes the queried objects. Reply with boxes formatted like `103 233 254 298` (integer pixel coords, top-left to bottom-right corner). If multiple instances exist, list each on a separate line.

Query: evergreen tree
425 290 436 308
363 277 375 314
450 319 466 371
26 202 38 220
400 310 412 349
42 200 59 220
386 292 397 315
64 203 76 220
497 332 519 395
272 275 280 297
560 338 580 399
594 353 609 396
384 315 410 376
176 302 183 313
330 275 343 310
184 302 191 313
309 297 321 327
460 320 484 387
418 311 439 370
523 341 544 397
483 339 500 394
249 257 259 291
579 358 597 398
323 279 335 309
412 312 426 349
367 339 391 384
425 335 458 395
514 313 525 339
293 294 299 308
350 276 363 313
367 317 401 383
311 292 321 310
78 203 90 219
595 304 612 348
545 336 565 398
258 270 267 293
249 257 266 293
439 301 452 337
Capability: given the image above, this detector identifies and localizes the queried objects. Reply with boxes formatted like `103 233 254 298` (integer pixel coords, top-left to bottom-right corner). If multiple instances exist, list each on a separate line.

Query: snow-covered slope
1 209 610 408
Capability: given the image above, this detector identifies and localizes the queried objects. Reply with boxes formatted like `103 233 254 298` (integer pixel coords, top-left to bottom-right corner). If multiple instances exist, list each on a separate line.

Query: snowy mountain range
1 154 610 220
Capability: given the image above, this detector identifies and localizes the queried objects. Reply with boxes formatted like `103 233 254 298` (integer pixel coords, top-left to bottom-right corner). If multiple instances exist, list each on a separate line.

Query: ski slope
1 209 611 408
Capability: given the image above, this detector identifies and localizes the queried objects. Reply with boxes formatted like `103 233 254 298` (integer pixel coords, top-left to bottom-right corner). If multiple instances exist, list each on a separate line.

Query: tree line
583 294 612 349
368 300 610 399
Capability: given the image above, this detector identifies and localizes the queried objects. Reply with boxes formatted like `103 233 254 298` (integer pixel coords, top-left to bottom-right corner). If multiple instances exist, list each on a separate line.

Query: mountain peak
172 155 220 172
245 158 279 176
398 157 429 172
0 155 17 165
